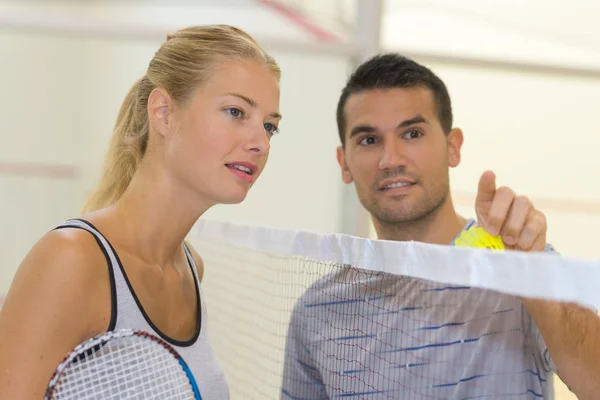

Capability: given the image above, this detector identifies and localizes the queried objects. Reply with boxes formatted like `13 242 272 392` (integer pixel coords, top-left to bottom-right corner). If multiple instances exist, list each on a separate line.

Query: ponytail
82 78 149 213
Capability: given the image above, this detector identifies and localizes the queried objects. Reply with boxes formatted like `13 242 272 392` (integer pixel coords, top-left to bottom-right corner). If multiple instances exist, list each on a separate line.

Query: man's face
337 87 463 225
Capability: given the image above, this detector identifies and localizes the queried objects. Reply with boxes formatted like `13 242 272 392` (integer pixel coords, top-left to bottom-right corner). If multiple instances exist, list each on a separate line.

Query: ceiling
382 0 600 72
0 0 324 47
2 0 599 72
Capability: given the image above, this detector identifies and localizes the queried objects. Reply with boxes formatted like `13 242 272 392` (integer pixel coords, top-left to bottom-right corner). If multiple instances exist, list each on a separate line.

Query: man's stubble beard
367 179 450 227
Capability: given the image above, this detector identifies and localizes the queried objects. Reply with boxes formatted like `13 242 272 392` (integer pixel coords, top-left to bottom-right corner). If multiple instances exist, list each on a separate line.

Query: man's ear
447 127 464 168
337 146 353 184
147 88 174 138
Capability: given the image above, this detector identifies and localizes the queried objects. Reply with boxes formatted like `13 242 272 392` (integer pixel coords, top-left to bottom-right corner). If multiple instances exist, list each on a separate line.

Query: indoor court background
2 1 600 398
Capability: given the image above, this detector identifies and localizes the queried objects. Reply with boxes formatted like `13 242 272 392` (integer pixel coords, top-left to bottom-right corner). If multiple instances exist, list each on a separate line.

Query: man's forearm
522 297 600 400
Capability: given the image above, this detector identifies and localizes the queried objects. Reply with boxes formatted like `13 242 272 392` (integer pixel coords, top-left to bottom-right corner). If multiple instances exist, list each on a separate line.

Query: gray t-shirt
280 220 557 399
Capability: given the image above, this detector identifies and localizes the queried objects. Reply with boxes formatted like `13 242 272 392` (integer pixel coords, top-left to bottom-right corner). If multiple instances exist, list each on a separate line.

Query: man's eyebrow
348 115 429 138
398 115 429 128
349 125 376 138
224 92 282 119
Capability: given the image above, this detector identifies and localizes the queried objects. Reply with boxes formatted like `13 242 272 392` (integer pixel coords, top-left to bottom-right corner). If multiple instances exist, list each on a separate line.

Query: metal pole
352 0 383 64
340 0 383 238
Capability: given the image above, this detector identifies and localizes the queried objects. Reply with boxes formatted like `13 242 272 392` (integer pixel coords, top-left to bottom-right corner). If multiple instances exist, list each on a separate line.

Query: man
280 54 600 399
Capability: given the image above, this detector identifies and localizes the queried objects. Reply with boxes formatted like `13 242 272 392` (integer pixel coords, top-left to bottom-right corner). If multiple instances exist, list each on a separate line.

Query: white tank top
54 218 230 399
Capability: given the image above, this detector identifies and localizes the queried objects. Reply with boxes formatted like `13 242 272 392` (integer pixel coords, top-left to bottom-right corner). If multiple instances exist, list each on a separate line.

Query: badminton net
188 219 600 400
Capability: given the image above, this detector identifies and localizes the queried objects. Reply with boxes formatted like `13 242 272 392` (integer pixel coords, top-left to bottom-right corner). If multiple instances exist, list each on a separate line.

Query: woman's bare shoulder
0 226 113 398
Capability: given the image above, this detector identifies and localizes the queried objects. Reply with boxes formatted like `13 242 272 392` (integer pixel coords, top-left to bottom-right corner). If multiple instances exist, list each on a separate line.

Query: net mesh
197 240 339 399
189 219 600 400
46 330 197 400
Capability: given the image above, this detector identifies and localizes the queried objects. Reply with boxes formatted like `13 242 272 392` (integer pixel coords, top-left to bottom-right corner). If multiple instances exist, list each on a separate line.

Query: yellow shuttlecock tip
454 226 505 251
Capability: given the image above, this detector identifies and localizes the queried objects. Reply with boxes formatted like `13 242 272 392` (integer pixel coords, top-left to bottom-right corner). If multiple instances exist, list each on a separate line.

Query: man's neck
373 198 467 245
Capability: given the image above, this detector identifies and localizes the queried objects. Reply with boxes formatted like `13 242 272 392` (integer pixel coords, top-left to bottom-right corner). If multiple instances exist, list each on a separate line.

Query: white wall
0 31 85 293
432 62 600 259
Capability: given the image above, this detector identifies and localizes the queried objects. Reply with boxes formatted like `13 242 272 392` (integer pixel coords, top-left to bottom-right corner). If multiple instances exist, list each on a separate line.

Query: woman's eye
264 123 279 135
226 107 243 118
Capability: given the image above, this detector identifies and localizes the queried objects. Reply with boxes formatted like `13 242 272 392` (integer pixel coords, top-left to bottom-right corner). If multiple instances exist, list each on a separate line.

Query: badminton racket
44 328 202 399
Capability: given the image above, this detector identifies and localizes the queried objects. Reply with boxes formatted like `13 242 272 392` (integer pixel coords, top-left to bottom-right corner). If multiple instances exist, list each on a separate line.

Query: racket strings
49 334 196 399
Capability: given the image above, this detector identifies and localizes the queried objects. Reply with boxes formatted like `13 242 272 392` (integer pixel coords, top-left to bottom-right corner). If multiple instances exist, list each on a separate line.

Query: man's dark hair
336 53 453 146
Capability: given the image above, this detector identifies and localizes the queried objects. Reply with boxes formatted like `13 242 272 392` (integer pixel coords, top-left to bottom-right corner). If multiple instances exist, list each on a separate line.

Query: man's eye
359 136 378 145
404 130 422 139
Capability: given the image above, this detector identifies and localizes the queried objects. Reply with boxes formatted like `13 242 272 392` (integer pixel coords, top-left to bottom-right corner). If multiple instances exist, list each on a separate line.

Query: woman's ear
147 88 174 138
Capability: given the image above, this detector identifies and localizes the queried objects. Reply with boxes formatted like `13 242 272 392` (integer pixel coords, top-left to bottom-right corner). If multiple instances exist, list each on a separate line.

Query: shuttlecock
454 226 505 251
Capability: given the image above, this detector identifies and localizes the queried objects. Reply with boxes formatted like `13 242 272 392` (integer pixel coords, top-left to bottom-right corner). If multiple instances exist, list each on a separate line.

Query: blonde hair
83 25 280 213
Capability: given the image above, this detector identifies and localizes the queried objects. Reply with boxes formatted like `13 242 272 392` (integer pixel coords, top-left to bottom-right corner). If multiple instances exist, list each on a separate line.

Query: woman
0 24 281 399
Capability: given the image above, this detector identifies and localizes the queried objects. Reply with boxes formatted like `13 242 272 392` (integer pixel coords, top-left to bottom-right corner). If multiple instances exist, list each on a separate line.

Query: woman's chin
218 190 249 205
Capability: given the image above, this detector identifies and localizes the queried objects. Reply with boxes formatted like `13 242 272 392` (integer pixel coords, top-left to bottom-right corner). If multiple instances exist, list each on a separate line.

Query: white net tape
189 219 600 400
192 219 600 308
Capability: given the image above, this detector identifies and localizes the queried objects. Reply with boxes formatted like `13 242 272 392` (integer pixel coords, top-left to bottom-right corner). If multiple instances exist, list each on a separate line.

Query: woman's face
155 59 281 207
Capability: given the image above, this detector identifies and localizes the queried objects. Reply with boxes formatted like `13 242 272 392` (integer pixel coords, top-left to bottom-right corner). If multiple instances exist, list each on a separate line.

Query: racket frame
44 328 202 399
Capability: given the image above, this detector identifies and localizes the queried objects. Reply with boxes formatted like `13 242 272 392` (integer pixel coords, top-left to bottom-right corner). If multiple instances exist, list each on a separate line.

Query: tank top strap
52 218 118 331
183 241 200 284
